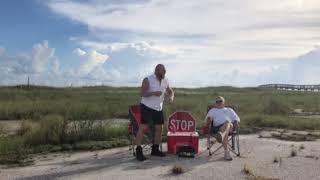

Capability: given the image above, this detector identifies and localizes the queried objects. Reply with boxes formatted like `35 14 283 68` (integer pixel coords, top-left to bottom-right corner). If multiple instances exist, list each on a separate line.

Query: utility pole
27 76 30 89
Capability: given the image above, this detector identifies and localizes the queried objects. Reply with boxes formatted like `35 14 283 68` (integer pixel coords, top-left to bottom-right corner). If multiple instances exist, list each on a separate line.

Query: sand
1 134 320 180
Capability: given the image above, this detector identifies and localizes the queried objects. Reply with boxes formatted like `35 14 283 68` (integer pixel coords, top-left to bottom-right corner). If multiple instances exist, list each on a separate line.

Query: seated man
205 96 240 161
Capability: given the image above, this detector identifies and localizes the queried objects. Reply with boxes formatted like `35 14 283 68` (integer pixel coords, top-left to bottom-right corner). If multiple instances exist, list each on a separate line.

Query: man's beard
157 73 164 79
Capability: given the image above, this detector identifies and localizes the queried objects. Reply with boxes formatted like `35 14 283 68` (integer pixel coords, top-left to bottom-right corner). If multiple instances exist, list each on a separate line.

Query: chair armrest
232 122 240 133
202 126 210 135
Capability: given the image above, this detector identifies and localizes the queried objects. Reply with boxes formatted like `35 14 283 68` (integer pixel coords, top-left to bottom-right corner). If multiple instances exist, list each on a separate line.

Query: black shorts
140 103 164 125
211 123 224 134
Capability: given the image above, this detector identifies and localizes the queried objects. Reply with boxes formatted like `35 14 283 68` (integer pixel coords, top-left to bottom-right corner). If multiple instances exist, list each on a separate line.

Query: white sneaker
224 151 233 161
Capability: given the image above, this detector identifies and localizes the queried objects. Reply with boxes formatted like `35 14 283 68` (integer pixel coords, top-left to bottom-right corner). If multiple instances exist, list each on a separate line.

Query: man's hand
206 117 212 127
169 95 174 103
233 121 240 129
153 91 162 97
166 86 174 103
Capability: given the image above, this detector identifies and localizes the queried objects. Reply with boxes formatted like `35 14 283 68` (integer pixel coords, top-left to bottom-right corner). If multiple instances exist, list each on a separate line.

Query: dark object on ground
290 148 297 157
172 165 184 174
176 146 195 158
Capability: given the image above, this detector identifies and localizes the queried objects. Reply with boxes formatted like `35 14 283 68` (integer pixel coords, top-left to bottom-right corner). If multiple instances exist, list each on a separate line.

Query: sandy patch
1 135 320 180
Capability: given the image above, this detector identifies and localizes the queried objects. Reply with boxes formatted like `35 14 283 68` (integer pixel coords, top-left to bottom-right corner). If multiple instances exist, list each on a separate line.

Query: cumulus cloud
0 41 61 86
243 47 320 86
288 48 320 84
1 40 320 87
31 41 58 74
70 41 176 86
72 48 109 75
0 41 176 87
67 40 320 87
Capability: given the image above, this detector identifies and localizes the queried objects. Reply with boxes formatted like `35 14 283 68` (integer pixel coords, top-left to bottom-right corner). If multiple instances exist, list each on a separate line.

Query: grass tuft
299 144 305 150
290 148 298 157
242 164 254 176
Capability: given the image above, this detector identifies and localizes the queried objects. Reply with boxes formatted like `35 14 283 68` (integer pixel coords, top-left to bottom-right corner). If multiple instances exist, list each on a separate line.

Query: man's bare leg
219 122 233 160
220 122 233 150
135 124 148 161
136 124 148 146
151 124 165 156
154 124 163 144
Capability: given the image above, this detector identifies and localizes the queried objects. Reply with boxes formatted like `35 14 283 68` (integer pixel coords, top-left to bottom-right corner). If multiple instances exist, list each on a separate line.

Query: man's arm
205 110 214 127
141 78 161 97
206 116 212 127
166 85 175 103
229 108 240 128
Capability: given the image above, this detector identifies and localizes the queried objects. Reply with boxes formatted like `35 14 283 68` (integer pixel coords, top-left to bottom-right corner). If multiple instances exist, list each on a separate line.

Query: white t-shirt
141 74 169 111
206 107 240 127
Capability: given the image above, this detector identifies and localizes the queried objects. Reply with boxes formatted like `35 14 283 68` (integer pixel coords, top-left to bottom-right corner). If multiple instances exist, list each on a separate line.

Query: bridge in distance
260 84 320 92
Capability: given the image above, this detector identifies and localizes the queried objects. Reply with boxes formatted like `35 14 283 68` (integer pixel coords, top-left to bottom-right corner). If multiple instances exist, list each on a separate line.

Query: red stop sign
168 111 196 132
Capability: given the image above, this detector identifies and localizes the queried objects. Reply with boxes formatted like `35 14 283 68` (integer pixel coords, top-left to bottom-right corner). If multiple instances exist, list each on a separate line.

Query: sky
0 0 320 87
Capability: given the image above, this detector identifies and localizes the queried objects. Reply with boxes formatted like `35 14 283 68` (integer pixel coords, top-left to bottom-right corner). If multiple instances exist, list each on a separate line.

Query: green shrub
0 137 29 164
104 124 128 140
30 144 59 154
18 120 35 136
243 114 265 127
287 117 320 130
23 124 47 145
73 139 129 151
263 116 289 128
0 124 4 136
61 144 73 151
67 120 128 142
70 120 95 141
42 114 66 144
243 114 289 128
264 99 290 115
24 114 66 145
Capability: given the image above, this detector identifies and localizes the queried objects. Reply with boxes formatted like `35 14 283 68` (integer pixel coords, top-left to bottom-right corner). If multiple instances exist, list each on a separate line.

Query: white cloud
47 0 320 34
289 48 320 84
31 41 58 74
239 47 320 86
73 48 86 56
2 1 320 87
72 41 175 86
47 0 320 60
1 40 320 87
0 41 62 86
72 48 109 75
78 41 180 56
0 47 5 56
0 41 175 87
71 40 320 87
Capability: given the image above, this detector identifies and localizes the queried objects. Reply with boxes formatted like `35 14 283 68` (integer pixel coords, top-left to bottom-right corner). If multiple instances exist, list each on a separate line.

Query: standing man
135 64 174 161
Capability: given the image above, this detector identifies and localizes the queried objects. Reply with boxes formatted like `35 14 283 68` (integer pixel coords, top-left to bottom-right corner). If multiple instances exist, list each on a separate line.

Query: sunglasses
216 100 223 103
